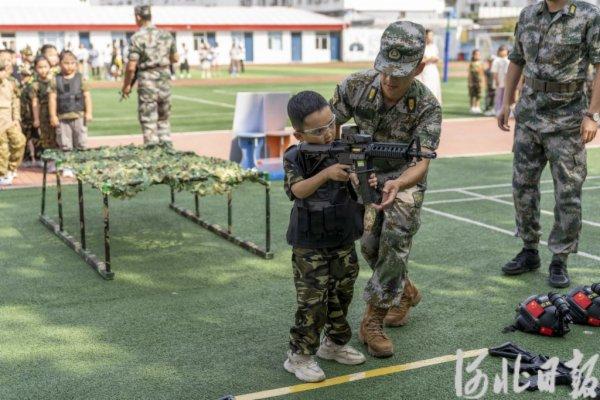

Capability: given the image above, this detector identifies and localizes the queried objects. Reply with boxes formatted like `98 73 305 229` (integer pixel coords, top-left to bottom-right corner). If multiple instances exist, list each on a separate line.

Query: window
194 32 216 50
315 32 328 50
39 32 65 50
268 32 283 50
0 33 16 50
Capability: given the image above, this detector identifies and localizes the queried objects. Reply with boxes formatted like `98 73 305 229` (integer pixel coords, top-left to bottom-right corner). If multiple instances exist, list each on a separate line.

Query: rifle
297 126 437 205
489 342 600 394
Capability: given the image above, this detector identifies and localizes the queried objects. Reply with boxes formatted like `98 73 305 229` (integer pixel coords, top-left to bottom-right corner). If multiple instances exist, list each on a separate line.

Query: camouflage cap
374 21 426 78
20 46 33 57
134 5 152 18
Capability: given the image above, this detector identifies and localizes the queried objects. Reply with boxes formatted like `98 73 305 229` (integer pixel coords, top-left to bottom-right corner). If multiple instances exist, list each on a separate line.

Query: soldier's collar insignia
388 48 401 61
368 87 377 102
406 97 416 112
568 3 576 16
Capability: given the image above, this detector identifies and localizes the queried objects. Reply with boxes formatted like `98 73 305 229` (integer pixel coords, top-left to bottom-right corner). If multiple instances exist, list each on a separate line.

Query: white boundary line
422 207 600 261
171 94 235 109
456 189 600 228
428 175 600 193
425 185 600 205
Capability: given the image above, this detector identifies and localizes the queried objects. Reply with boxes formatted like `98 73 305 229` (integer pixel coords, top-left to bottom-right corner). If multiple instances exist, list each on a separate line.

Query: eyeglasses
302 115 336 136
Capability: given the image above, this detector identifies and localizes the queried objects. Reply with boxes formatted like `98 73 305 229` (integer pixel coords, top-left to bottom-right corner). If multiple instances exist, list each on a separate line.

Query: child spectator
491 45 510 116
48 51 93 178
40 44 60 77
19 64 39 167
483 56 495 116
32 56 57 156
468 49 484 114
283 91 366 383
0 58 26 186
179 43 191 79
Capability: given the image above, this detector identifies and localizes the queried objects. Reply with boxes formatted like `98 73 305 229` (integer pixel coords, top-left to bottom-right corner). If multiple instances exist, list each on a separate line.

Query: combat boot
359 304 394 358
548 259 570 288
502 248 540 275
384 278 422 327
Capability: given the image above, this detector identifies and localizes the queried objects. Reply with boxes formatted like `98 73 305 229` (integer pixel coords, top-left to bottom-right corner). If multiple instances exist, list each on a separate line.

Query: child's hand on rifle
368 173 378 188
325 164 350 182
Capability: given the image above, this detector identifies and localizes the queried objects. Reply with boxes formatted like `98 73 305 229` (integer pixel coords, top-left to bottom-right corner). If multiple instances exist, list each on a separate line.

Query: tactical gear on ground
384 278 422 327
359 304 394 358
502 248 541 275
505 293 572 337
316 336 366 365
548 259 570 288
284 350 326 383
566 284 600 326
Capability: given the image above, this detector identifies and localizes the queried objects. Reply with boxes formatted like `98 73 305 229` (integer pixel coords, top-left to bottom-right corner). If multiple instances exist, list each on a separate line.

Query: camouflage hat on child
374 21 426 78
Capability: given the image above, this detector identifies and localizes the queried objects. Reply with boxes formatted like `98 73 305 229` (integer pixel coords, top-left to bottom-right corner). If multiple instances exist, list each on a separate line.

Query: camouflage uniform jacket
331 69 442 179
509 0 600 133
128 24 177 81
0 77 20 131
20 79 34 129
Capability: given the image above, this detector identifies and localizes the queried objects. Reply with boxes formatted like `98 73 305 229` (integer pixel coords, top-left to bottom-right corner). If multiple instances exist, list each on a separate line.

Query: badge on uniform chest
368 88 377 102
406 97 416 113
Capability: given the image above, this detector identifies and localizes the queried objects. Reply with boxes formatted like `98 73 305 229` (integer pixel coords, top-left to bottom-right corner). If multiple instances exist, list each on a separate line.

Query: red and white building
0 3 345 65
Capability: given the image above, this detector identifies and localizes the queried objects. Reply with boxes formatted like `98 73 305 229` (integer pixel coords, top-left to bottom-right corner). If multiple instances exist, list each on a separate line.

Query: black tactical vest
56 73 84 115
285 146 364 249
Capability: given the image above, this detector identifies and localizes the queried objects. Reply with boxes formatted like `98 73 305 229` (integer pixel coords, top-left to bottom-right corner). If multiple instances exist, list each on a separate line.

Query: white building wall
342 26 383 62
15 32 39 53
301 31 331 63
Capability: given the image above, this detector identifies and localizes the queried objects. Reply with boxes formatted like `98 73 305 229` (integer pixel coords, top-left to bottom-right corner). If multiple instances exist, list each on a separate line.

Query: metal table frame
39 161 273 280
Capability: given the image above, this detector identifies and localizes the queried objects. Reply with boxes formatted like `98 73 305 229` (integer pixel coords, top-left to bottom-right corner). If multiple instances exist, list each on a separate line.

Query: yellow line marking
234 348 488 400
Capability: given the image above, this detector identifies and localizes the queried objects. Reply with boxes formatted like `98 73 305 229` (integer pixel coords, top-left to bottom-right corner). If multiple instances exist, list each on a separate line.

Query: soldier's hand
581 116 598 144
349 172 359 187
325 164 350 182
372 180 399 211
497 104 511 131
368 173 378 188
121 85 131 99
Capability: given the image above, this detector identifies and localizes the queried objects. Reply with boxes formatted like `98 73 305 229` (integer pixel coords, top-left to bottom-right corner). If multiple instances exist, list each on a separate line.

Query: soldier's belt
525 77 584 93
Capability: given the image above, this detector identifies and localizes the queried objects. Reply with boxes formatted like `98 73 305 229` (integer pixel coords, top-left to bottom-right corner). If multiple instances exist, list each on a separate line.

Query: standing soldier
330 21 441 358
498 0 600 288
121 5 178 144
0 59 26 186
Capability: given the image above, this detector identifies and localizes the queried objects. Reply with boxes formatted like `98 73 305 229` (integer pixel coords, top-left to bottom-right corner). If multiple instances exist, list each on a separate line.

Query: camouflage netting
42 143 263 199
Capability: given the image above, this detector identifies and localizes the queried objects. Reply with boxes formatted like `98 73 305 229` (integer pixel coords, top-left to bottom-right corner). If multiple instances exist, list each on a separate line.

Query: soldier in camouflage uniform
0 58 26 186
121 5 178 145
498 0 600 288
330 21 441 358
283 91 366 383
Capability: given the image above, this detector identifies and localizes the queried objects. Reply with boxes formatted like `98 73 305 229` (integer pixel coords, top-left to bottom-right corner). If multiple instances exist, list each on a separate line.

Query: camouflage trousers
289 244 359 355
0 123 26 176
137 77 172 145
39 109 57 149
513 124 587 255
361 186 424 309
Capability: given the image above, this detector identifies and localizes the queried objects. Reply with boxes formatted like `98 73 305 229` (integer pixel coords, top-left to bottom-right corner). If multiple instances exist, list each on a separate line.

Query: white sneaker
8 170 17 179
0 175 13 186
473 107 483 114
284 350 326 382
62 168 74 178
316 337 366 365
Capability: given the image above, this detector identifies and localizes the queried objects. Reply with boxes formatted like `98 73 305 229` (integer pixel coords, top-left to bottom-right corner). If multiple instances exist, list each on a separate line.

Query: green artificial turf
2 149 600 399
88 64 473 137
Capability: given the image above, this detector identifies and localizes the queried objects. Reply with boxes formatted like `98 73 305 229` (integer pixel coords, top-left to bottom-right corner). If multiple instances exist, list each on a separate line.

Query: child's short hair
287 91 329 131
34 55 50 67
59 50 77 62
471 49 480 59
40 44 57 55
